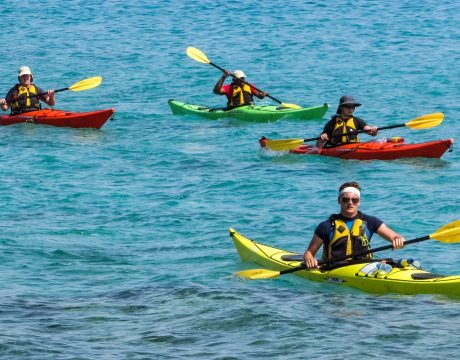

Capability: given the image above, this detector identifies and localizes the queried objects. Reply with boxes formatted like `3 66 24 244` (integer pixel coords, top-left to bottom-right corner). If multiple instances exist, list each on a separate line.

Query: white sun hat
233 70 246 79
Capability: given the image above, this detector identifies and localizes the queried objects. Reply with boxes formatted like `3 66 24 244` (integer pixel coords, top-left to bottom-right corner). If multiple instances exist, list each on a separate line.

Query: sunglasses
342 105 356 109
341 197 360 204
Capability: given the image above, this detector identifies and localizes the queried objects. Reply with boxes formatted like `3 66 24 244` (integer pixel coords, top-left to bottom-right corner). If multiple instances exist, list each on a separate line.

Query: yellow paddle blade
263 138 304 151
413 112 444 121
186 47 210 64
430 219 460 243
236 268 281 279
406 112 444 129
280 102 302 109
69 76 102 92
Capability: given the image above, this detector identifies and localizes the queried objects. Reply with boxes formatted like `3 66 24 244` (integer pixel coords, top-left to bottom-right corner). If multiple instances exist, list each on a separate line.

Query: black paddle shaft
6 86 69 104
279 235 431 276
302 123 406 143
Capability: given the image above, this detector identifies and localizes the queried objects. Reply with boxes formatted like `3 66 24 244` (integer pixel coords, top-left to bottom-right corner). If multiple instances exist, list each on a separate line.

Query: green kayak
168 99 329 121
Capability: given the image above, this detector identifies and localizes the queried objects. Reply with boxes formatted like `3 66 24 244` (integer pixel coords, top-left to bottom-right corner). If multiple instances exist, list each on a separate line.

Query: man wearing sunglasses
316 95 378 148
304 182 405 269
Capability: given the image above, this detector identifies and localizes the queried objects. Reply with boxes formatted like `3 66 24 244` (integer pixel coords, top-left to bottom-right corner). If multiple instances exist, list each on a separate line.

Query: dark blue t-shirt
314 212 383 243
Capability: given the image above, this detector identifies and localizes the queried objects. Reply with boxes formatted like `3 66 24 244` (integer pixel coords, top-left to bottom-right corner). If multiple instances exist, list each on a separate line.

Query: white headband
339 187 361 198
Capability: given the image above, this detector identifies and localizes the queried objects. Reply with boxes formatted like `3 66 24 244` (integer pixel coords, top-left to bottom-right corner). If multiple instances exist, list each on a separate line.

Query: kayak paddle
236 219 460 280
262 112 444 151
6 76 103 103
56 76 103 93
186 47 301 109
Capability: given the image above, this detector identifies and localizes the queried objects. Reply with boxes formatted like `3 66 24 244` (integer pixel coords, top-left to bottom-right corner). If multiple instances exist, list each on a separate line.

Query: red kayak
259 137 454 160
0 108 115 129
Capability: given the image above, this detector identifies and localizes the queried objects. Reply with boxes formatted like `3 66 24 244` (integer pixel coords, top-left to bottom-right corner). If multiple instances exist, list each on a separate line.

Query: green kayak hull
168 99 329 121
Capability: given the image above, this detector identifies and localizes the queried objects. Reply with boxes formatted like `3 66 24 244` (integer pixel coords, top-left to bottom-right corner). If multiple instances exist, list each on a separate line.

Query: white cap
233 70 246 79
18 66 32 77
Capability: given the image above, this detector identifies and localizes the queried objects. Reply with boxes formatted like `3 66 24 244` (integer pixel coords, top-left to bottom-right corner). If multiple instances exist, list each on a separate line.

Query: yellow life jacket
330 116 360 144
11 84 41 114
228 83 253 107
322 213 372 262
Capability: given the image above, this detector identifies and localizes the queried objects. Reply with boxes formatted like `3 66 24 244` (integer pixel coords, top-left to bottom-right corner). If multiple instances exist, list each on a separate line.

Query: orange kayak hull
260 138 454 160
0 108 115 129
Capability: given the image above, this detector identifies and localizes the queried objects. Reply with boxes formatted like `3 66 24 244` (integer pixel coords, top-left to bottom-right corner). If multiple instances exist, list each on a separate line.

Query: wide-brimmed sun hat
339 95 361 107
233 70 246 79
336 95 361 114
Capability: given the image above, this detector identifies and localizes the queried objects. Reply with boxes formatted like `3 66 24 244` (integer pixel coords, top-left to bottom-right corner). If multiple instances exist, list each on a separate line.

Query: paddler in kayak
213 69 267 109
316 96 378 148
0 66 55 115
303 181 405 269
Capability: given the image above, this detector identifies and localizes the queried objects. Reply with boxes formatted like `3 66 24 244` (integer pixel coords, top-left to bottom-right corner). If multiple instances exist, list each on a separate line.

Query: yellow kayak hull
230 228 460 296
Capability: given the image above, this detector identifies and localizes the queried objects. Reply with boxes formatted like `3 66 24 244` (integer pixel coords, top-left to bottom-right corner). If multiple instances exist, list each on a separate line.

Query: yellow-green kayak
168 99 329 121
230 228 460 297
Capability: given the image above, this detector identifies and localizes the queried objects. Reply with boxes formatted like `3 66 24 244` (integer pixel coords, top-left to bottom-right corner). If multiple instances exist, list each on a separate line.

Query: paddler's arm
316 132 329 149
357 117 378 136
213 70 231 95
316 120 334 148
363 125 378 136
251 86 267 99
303 234 324 269
40 90 56 106
0 98 8 111
1 90 13 111
376 223 405 249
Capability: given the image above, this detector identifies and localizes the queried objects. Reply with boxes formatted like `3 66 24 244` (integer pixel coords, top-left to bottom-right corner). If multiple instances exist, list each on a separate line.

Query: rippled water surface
0 1 459 358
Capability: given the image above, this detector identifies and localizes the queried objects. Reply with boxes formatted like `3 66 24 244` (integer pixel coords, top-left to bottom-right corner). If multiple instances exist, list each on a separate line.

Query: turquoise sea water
0 1 459 358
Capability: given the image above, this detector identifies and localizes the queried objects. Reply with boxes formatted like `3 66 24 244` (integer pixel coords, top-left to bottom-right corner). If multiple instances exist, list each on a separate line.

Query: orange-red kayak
0 108 115 129
259 137 454 160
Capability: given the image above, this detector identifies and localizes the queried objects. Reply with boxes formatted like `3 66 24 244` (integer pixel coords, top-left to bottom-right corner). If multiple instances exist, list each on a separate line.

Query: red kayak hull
260 138 454 160
0 108 115 129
